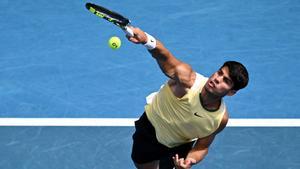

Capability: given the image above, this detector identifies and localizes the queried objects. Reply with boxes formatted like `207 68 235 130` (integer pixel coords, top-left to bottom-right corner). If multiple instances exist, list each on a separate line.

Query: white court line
0 118 300 127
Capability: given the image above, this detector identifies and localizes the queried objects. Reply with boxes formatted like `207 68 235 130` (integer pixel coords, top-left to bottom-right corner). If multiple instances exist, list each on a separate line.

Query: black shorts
131 112 195 168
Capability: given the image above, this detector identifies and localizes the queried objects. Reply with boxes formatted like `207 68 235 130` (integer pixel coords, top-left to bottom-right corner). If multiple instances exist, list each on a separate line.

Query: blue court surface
0 0 300 168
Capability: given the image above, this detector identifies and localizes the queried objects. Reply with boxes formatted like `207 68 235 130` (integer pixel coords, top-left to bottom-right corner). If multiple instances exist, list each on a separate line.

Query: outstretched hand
173 154 196 169
126 26 148 44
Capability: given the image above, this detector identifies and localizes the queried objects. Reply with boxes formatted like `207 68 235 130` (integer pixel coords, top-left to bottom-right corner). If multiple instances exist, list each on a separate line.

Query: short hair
222 61 249 91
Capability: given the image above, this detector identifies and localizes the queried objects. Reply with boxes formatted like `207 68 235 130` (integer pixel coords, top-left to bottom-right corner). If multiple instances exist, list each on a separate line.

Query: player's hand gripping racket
85 2 134 37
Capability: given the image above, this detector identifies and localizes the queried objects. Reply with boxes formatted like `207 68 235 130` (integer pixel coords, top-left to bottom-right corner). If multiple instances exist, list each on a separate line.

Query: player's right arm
173 111 229 169
127 27 195 88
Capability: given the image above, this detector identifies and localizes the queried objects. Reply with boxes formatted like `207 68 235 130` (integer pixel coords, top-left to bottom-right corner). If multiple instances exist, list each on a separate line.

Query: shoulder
173 63 197 88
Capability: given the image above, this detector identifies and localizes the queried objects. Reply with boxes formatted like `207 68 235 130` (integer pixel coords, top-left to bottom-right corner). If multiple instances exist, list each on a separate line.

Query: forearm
186 148 208 165
148 40 180 78
127 27 183 79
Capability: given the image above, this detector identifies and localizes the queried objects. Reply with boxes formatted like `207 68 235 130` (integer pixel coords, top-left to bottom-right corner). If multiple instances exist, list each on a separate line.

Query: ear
227 90 236 96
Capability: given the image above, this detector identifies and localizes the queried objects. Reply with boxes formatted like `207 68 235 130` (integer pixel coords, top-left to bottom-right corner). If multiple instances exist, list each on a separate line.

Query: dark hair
222 61 249 91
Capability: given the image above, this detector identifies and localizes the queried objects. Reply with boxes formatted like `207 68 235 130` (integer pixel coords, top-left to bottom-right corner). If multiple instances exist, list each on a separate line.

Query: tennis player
126 27 249 169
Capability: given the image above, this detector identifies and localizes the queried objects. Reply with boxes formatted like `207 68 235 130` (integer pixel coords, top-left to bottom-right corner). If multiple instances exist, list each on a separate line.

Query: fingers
172 154 185 169
172 154 195 169
185 158 196 165
127 36 139 44
125 26 147 44
172 154 178 168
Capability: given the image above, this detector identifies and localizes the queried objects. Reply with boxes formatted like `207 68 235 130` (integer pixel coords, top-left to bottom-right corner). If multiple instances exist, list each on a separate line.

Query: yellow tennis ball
108 36 121 49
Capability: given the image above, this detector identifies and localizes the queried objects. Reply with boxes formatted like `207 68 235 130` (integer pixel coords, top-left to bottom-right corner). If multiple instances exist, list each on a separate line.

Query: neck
200 88 222 111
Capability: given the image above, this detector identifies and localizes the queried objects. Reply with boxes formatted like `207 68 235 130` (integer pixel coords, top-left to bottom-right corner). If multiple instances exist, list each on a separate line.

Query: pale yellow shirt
145 73 226 148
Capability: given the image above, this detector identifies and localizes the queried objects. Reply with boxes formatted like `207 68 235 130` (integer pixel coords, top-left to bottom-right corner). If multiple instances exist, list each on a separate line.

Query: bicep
150 40 194 86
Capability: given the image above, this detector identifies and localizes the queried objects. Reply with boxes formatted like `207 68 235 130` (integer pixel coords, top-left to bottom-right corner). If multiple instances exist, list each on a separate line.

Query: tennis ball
108 36 121 49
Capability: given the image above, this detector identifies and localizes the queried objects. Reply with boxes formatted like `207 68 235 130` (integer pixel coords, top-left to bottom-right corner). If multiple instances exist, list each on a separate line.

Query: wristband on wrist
144 32 157 50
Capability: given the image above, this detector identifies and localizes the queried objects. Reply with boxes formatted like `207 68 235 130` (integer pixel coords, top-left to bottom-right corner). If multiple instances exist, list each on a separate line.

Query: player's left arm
173 111 229 169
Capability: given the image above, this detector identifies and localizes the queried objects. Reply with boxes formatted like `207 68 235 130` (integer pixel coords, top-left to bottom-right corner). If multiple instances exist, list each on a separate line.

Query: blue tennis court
0 0 299 168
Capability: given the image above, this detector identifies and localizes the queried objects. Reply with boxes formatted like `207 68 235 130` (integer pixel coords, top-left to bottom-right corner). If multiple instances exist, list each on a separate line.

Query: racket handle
124 26 134 37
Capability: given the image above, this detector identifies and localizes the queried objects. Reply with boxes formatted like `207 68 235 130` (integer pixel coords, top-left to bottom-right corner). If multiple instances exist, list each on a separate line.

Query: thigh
131 113 169 164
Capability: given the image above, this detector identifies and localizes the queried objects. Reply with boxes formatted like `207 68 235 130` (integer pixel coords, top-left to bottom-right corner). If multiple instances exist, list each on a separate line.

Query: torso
145 73 227 147
168 75 226 128
168 74 220 111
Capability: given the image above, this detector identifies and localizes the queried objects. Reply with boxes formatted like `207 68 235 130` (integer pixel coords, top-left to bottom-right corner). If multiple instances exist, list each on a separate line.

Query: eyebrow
220 69 233 85
224 77 233 85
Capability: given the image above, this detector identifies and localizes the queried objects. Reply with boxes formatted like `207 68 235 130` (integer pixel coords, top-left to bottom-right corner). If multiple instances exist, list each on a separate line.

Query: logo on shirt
194 112 204 118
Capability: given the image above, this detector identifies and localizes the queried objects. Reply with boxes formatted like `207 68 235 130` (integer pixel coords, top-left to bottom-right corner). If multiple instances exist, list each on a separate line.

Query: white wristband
144 32 157 50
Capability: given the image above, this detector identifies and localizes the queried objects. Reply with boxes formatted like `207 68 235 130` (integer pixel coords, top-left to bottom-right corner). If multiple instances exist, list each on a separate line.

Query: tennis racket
85 2 134 37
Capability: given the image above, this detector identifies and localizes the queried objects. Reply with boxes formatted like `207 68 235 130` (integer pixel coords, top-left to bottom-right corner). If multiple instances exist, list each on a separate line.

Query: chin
204 85 214 94
205 86 223 97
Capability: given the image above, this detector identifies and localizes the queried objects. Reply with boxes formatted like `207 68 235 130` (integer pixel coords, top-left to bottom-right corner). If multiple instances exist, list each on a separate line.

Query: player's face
205 66 235 97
